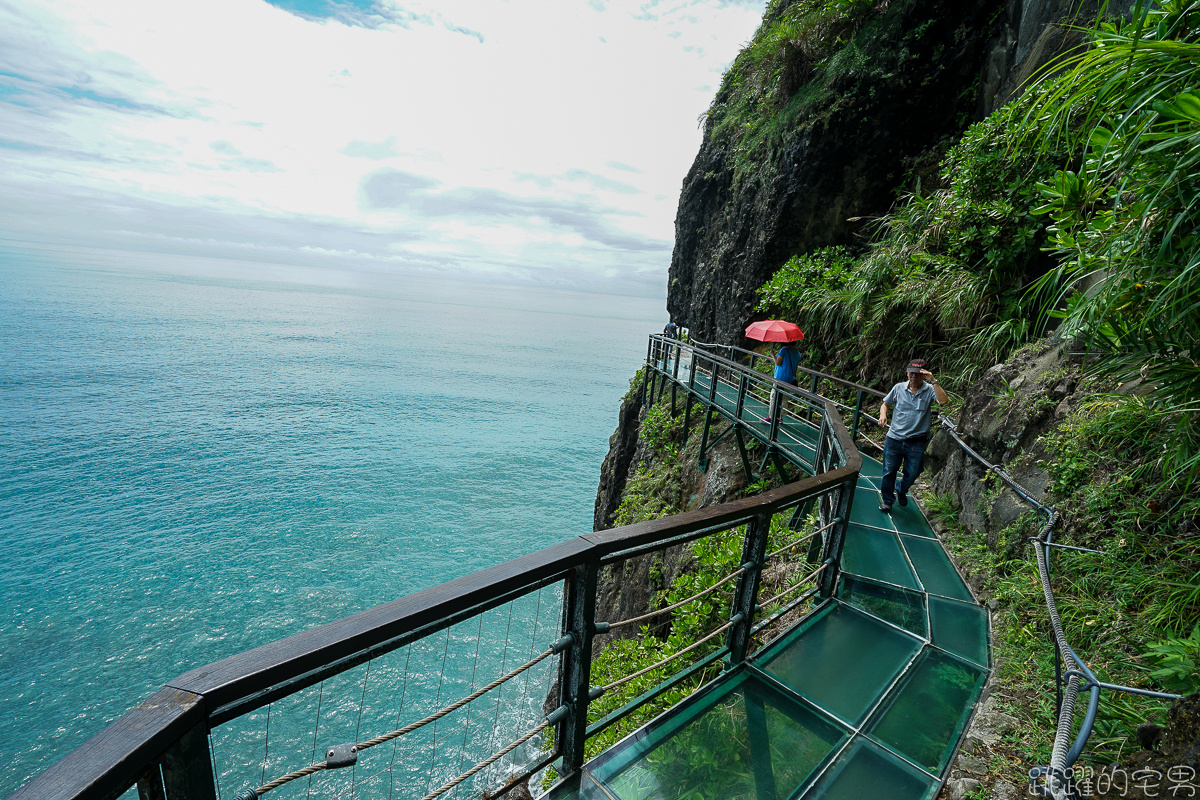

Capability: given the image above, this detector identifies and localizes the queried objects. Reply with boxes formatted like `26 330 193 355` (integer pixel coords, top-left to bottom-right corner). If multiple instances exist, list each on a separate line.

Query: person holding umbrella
744 320 804 423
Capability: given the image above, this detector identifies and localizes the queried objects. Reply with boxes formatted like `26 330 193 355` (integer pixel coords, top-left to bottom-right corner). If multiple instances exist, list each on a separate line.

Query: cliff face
666 0 1122 345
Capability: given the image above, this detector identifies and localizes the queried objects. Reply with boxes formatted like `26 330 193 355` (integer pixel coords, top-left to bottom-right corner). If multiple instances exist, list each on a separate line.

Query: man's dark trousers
880 434 928 506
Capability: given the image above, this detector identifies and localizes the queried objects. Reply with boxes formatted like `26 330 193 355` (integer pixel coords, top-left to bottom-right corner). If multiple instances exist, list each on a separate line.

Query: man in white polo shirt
877 359 947 512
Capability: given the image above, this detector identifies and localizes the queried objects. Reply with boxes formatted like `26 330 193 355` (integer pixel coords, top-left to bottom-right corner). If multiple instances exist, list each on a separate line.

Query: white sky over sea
0 0 766 296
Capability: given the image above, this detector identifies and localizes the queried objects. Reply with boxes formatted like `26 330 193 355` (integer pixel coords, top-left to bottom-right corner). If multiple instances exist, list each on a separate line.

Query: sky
0 0 767 296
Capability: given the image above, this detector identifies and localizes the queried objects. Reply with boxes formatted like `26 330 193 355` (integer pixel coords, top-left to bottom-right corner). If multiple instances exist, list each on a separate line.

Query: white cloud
0 0 765 294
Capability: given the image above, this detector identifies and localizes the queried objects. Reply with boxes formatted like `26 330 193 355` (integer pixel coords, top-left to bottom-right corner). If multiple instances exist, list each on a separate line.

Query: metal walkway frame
558 337 993 800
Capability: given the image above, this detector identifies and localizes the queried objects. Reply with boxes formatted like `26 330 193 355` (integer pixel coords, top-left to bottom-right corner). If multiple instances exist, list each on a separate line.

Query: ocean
0 245 664 795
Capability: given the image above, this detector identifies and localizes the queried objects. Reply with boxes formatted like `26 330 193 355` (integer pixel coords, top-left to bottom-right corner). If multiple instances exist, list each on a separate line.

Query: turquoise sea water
0 245 663 795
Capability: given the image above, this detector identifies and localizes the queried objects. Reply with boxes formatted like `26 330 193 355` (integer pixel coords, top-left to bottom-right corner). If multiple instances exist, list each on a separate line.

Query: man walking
877 360 947 512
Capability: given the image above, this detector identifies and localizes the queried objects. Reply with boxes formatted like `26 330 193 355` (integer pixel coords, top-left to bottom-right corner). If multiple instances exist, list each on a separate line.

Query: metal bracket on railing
1060 670 1182 701
1028 537 1105 555
588 686 605 701
552 633 575 652
325 743 358 769
593 622 611 635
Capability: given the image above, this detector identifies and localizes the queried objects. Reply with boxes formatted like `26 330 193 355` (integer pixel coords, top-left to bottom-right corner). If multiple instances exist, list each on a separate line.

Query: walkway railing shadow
8 338 860 800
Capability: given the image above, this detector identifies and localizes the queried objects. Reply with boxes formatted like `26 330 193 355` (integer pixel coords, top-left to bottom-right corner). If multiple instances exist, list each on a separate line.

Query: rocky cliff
666 0 1125 345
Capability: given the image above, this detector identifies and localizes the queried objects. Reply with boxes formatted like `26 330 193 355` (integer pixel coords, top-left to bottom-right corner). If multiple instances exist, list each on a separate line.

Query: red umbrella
744 319 804 343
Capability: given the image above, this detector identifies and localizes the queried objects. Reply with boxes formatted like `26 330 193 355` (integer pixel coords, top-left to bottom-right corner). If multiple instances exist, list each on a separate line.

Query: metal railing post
851 390 864 441
818 477 854 598
726 512 771 664
159 722 217 800
559 563 599 778
641 339 653 405
813 412 831 473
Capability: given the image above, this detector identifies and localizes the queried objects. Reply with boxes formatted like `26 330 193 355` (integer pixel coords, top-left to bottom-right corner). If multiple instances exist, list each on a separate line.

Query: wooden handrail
7 688 205 800
9 356 861 800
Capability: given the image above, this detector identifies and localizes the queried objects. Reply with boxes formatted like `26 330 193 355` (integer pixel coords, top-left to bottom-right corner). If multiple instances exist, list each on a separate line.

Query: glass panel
757 603 922 725
867 648 986 774
887 502 937 538
857 457 884 479
898 535 974 602
801 737 937 800
547 769 607 800
839 577 927 636
850 487 896 530
840 525 920 590
589 673 846 800
929 595 990 667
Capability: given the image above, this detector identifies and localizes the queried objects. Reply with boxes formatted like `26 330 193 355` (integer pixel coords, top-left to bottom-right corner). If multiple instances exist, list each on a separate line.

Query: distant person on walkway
766 340 802 423
660 321 680 365
877 359 947 512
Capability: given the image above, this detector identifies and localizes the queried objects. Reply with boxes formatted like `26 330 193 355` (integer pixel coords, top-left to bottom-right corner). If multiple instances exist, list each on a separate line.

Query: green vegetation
1023 0 1200 499
752 1 1200 764
705 0 963 184
1144 626 1200 695
611 400 696 527
925 368 1200 767
583 395 820 764
593 0 1200 783
756 93 1067 383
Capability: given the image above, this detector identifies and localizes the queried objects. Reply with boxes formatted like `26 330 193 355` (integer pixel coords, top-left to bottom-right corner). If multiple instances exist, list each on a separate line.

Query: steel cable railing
236 642 567 798
939 417 1181 799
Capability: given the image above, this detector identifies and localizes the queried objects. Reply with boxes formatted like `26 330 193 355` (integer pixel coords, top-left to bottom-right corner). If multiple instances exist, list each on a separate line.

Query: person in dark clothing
877 360 947 512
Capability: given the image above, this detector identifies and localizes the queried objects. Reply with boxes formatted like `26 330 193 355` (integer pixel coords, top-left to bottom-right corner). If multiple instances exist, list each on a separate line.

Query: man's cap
906 359 928 373
906 364 923 373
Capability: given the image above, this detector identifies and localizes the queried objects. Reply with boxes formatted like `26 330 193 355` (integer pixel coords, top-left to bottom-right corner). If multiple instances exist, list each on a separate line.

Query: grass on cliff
580 392 821 768
755 87 1070 387
924 380 1200 773
705 0 959 186
745 2 1200 767
755 0 1200 479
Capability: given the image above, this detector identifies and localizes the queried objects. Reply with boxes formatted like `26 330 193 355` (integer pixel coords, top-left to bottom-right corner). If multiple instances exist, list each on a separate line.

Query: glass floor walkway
553 374 990 800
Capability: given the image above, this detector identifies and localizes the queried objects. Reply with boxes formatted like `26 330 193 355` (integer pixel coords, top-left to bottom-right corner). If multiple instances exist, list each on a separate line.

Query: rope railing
418 708 567 800
757 561 831 608
238 643 564 798
12 333 863 800
604 567 747 632
764 518 838 561
601 620 738 693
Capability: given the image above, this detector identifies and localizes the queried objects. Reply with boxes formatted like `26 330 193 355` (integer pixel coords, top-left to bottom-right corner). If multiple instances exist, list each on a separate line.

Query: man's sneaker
897 490 908 507
879 503 892 513
764 416 773 423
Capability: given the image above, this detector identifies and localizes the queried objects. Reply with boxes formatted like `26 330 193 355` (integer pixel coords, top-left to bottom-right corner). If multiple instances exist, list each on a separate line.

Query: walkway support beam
727 512 772 665
559 562 600 778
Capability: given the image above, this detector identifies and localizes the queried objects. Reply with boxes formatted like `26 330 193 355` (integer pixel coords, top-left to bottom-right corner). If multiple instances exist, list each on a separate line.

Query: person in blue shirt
766 340 801 423
877 360 948 511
